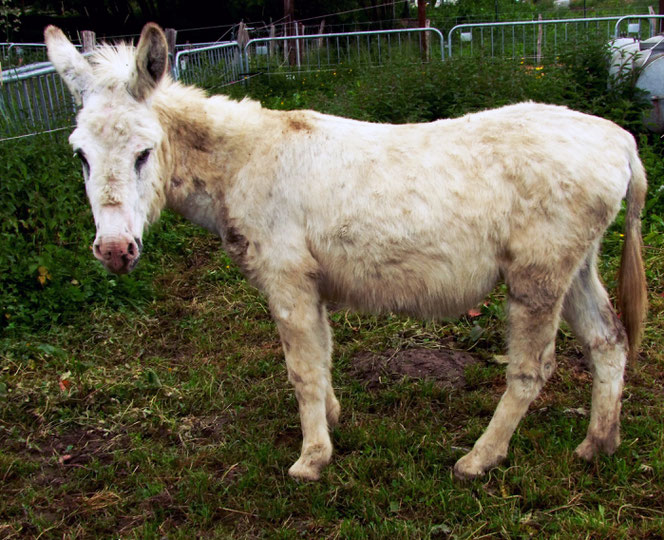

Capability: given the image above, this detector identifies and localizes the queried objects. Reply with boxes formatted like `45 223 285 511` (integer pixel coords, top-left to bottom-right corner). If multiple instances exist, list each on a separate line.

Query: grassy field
2 46 664 538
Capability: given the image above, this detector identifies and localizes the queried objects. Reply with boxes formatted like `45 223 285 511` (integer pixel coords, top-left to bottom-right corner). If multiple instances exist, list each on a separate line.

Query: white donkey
45 23 647 481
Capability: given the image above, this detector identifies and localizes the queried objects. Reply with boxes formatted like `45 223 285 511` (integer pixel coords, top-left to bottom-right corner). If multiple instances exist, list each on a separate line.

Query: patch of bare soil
349 347 481 389
41 426 130 468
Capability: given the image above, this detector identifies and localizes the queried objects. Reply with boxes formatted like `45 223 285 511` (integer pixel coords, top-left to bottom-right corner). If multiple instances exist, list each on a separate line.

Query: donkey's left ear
129 23 169 101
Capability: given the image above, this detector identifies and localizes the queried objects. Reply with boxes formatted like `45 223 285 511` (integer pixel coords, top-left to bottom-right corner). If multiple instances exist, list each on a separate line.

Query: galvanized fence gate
173 28 444 86
447 14 664 61
1 15 658 141
0 62 75 140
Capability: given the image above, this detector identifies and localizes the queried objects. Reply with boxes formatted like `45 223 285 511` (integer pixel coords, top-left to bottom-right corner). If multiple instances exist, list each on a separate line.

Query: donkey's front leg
270 288 338 481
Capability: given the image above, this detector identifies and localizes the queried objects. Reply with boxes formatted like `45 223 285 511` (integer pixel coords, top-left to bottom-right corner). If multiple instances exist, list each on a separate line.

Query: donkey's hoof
288 458 325 482
453 453 486 481
288 459 321 481
288 443 332 481
574 438 599 461
453 449 505 480
575 432 619 461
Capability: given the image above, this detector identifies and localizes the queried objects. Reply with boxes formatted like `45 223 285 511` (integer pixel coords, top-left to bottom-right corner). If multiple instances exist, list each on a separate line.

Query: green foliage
0 0 20 41
427 0 651 30
0 135 204 336
228 39 651 129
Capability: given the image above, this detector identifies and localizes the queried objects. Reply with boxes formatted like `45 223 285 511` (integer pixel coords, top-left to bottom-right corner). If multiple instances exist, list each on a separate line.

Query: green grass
2 44 664 538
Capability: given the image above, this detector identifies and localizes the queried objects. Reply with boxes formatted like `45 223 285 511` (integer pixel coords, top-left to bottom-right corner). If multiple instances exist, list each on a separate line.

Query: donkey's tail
618 147 648 361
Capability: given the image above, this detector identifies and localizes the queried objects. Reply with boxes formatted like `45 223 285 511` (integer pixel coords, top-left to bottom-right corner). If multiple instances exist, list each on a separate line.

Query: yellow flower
37 266 51 286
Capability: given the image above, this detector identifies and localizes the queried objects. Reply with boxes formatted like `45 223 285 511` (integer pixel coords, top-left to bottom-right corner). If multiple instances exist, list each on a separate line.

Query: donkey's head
45 23 170 274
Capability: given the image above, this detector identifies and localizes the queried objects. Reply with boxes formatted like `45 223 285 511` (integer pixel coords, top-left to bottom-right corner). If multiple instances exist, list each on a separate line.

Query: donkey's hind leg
269 281 338 481
454 271 565 479
562 250 628 460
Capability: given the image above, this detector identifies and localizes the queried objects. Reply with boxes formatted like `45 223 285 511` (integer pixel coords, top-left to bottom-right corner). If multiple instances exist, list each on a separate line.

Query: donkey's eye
135 149 152 174
74 149 89 175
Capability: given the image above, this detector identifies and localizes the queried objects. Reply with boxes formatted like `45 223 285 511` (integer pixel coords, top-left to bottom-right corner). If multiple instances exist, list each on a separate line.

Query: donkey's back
270 103 638 319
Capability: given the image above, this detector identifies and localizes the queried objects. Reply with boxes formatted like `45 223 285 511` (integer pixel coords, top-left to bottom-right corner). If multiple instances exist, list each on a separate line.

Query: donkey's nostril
127 242 135 256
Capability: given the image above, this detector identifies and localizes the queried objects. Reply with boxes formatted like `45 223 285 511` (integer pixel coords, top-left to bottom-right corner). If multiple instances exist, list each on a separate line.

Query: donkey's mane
84 40 256 115
88 42 140 91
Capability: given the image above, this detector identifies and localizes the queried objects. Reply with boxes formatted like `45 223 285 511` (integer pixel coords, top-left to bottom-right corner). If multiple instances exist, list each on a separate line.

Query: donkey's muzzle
93 236 142 274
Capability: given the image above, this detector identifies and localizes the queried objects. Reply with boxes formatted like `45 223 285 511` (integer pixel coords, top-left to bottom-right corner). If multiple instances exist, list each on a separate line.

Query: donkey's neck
153 84 270 234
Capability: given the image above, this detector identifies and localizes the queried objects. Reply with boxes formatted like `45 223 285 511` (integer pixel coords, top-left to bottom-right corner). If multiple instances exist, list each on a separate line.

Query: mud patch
42 426 130 467
349 347 481 389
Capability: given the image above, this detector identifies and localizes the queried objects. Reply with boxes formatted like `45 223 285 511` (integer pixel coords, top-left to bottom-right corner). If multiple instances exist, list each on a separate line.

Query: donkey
45 23 647 481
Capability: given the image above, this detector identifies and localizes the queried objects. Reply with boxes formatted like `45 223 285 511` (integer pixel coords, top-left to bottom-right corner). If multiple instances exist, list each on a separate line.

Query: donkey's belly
314 246 500 319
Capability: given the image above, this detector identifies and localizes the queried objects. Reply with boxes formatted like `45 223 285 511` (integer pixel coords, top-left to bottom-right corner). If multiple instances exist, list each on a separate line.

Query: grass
2 44 664 537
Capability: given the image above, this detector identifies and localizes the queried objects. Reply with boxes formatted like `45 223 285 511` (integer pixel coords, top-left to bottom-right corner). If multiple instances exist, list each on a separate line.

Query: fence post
81 31 96 52
418 0 427 60
317 20 325 49
269 24 276 57
284 0 296 66
165 28 177 73
649 5 657 35
294 21 301 69
237 22 249 48
536 14 543 65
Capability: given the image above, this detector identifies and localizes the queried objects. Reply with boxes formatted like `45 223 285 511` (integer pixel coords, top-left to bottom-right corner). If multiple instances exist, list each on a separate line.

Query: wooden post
299 22 305 64
317 20 325 49
284 0 296 66
418 0 427 60
294 21 301 69
165 28 177 72
269 24 276 57
536 14 543 65
649 5 659 35
81 31 96 52
237 22 249 49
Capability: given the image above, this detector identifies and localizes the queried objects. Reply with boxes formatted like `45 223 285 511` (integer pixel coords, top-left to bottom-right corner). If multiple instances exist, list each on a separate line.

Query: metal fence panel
1 64 76 139
243 28 445 75
614 14 664 38
448 17 628 61
173 42 244 87
1 43 50 69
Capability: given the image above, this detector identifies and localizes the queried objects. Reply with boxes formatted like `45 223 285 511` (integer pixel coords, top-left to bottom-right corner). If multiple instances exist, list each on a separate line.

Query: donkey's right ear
44 25 94 105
